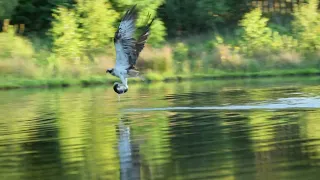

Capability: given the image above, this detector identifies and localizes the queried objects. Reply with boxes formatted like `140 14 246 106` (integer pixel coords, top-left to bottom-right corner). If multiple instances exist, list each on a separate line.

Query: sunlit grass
2 68 319 90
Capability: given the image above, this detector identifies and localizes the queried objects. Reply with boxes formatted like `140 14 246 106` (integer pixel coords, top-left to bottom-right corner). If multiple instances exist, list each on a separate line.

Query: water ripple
1 79 320 179
124 97 320 112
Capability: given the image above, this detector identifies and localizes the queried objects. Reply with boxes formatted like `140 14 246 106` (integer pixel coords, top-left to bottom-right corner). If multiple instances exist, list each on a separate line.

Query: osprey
106 5 154 94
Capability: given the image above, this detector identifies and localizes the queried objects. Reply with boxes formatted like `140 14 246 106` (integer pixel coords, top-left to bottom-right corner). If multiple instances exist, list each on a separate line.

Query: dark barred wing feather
133 16 155 66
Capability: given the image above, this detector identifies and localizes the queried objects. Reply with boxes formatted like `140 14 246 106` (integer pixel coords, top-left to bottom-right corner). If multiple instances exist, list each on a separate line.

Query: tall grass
136 45 173 74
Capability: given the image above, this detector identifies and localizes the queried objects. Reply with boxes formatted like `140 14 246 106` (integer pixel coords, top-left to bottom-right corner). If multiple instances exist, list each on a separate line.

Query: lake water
1 77 320 180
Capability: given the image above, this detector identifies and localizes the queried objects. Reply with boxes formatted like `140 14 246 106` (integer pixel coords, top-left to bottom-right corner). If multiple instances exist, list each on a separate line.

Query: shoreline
1 69 320 90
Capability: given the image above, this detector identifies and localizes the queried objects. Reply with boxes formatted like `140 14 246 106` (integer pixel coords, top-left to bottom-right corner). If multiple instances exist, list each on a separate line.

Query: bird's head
106 68 114 74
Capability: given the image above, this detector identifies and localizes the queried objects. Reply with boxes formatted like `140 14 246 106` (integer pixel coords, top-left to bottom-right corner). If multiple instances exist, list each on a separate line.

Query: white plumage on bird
105 5 154 95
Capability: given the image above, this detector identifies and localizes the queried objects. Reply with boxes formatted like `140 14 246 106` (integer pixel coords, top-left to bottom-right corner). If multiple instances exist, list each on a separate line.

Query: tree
239 8 273 54
11 0 75 34
0 0 19 32
50 7 83 61
158 0 249 37
292 0 320 51
76 0 118 52
0 0 19 19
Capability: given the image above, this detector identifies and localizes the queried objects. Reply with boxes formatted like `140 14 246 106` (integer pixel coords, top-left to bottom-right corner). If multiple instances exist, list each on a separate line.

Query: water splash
124 97 320 112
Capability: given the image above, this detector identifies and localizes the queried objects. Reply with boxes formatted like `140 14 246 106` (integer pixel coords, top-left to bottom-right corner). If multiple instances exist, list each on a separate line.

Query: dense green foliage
77 0 118 51
158 0 249 37
292 0 320 51
50 0 119 63
1 0 320 87
10 0 75 34
50 0 166 63
0 0 19 19
240 8 272 51
51 7 83 62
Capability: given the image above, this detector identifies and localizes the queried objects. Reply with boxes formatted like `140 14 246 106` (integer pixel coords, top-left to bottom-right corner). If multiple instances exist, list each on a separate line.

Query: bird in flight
106 5 154 94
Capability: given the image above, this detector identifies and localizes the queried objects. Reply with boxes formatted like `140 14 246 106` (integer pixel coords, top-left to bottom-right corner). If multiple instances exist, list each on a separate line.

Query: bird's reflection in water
117 118 141 180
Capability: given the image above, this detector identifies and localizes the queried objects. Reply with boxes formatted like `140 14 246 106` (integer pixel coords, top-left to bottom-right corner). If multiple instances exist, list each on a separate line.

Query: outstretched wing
133 15 155 66
114 5 138 70
114 5 155 70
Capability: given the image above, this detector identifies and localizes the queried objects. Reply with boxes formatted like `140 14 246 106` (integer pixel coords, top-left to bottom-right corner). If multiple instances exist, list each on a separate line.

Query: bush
137 45 173 73
215 44 244 71
173 42 188 73
0 59 40 78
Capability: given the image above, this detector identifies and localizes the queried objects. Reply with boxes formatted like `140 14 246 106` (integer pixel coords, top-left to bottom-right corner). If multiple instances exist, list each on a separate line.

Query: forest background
1 0 320 89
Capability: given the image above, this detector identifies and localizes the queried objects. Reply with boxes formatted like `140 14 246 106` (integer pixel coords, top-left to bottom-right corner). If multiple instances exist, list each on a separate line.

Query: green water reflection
1 77 320 180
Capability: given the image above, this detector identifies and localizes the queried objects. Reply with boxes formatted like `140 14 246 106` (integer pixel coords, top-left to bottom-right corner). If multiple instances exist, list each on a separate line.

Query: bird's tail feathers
127 69 145 81
128 69 139 77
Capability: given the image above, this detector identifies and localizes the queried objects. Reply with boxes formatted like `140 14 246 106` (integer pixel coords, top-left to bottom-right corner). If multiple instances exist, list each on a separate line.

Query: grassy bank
1 68 320 90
